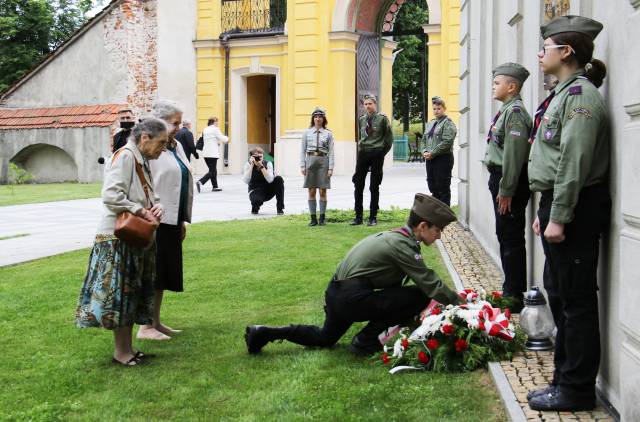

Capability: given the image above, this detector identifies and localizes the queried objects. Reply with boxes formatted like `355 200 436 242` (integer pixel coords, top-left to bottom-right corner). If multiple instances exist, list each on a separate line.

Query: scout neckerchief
315 129 320 153
427 116 447 140
485 111 502 143
365 114 374 136
529 92 556 144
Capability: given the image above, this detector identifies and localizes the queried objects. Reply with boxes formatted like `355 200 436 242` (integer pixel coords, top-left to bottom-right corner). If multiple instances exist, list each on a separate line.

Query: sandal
134 351 157 359
111 356 142 367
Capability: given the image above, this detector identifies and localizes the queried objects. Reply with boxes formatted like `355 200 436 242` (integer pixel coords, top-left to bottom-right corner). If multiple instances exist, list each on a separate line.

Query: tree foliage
0 0 99 94
391 2 429 125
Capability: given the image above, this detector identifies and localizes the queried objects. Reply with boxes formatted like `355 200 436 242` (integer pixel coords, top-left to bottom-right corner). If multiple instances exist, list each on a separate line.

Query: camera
253 155 261 162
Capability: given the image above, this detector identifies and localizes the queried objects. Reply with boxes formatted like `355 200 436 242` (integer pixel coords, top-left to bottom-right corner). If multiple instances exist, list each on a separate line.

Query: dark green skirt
75 235 156 329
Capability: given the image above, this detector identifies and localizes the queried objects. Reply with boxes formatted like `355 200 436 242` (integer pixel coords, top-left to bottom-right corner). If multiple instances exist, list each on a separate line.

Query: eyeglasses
541 44 576 55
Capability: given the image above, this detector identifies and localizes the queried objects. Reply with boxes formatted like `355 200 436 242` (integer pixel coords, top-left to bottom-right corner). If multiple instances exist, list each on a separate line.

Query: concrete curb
436 234 527 422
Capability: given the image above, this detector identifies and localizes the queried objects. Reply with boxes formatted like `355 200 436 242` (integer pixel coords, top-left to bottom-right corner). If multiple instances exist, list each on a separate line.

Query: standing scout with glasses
483 63 533 314
351 95 393 227
423 97 457 206
300 107 335 226
526 15 610 412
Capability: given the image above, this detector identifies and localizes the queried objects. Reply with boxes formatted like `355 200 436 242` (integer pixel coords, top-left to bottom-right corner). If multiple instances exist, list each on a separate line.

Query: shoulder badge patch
567 107 592 120
512 106 521 113
569 85 582 96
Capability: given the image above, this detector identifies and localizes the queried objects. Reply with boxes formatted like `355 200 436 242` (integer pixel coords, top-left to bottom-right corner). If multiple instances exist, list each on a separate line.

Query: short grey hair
130 116 168 144
182 119 191 127
151 100 183 121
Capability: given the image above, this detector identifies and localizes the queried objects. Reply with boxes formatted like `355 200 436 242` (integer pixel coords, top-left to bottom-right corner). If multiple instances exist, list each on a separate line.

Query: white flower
392 339 404 358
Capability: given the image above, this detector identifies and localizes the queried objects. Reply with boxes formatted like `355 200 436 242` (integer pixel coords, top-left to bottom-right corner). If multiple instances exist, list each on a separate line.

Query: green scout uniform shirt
358 112 393 154
483 95 533 197
528 70 610 224
423 116 457 157
334 226 461 305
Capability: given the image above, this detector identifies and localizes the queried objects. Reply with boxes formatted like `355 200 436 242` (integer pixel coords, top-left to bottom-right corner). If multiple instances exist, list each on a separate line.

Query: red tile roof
0 104 126 130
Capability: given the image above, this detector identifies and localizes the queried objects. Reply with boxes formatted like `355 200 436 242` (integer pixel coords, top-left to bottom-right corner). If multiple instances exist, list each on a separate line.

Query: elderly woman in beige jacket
76 117 167 366
137 100 194 341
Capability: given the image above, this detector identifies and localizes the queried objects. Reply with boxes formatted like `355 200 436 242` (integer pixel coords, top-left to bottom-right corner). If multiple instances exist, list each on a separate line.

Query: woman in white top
138 100 194 341
75 117 167 366
197 116 228 192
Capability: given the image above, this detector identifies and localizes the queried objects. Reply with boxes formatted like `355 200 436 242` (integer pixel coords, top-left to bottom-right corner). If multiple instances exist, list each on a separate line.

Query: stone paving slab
440 224 615 422
0 163 457 267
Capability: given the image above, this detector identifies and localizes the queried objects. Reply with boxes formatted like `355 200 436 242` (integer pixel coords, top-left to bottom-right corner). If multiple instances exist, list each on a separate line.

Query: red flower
478 321 485 332
504 308 512 319
401 338 409 349
442 324 455 335
418 351 430 364
454 338 468 353
382 353 390 364
425 339 439 350
431 307 442 315
492 291 503 300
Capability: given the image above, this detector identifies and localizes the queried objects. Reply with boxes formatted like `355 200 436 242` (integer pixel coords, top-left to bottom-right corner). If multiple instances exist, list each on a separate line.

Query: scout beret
412 193 457 229
312 107 326 116
540 15 603 40
493 62 530 84
363 94 378 103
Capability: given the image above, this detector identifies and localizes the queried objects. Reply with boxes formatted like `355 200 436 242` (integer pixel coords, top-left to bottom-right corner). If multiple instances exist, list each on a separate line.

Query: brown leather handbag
112 149 158 248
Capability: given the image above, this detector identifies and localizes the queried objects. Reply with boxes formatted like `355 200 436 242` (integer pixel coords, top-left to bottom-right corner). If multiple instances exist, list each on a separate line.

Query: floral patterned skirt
75 235 156 330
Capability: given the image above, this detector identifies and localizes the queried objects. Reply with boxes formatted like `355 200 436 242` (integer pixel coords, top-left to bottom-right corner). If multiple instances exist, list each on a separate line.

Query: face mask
120 121 135 129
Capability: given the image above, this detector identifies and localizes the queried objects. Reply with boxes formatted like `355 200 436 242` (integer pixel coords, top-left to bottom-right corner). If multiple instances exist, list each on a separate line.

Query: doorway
246 74 277 158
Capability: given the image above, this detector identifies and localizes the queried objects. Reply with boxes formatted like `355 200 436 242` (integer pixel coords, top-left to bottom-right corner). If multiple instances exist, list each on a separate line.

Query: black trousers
352 149 385 218
538 183 610 397
199 157 219 188
249 176 285 211
488 167 530 297
426 153 454 206
284 278 429 348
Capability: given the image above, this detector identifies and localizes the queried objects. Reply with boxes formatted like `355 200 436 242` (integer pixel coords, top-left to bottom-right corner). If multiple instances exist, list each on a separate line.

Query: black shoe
251 206 259 215
277 209 285 215
350 217 363 226
367 216 377 227
319 214 326 226
245 325 272 354
526 385 557 401
308 214 318 226
196 181 202 193
349 335 383 356
528 389 595 411
212 187 222 192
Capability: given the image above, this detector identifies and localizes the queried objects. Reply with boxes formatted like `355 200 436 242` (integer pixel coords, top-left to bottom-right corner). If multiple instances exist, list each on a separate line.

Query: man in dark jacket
175 120 199 162
112 108 135 152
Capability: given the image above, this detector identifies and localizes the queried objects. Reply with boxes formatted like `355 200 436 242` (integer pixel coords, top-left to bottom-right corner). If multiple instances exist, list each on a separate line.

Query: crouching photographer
242 147 285 215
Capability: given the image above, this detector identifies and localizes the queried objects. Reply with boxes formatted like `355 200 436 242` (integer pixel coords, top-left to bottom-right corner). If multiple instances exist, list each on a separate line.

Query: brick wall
104 0 158 117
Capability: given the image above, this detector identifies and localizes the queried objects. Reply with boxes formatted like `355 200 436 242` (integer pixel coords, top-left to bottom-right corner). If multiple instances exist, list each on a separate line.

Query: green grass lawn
0 183 102 206
0 211 505 421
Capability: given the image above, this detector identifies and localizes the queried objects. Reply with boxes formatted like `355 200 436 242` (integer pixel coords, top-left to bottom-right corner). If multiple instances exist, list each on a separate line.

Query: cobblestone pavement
440 223 614 422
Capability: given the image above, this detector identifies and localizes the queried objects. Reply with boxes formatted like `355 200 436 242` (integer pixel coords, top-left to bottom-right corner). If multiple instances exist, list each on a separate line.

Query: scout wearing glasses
351 95 394 227
423 97 457 206
300 107 335 226
244 194 461 357
526 15 611 412
483 62 533 313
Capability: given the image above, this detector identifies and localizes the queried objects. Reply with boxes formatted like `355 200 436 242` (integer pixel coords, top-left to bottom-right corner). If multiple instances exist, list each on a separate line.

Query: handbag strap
112 147 153 207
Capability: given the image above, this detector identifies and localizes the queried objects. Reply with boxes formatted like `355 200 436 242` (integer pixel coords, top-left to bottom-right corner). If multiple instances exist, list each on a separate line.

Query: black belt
307 151 327 157
330 275 373 289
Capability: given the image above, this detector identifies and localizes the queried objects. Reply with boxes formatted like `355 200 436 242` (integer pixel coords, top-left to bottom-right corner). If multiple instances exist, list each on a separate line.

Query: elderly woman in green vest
526 16 610 412
300 107 335 226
